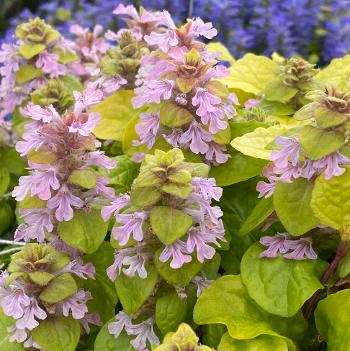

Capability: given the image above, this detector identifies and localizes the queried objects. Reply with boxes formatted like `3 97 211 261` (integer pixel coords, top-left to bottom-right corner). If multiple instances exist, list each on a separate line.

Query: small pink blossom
159 240 192 269
178 121 212 154
133 112 160 148
101 194 130 221
259 233 291 258
283 238 317 260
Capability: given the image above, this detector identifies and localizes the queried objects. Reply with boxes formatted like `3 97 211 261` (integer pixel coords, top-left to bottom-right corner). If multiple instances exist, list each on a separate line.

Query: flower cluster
12 85 115 242
0 18 77 125
0 243 100 348
131 18 238 164
259 233 317 260
257 136 350 198
104 148 224 278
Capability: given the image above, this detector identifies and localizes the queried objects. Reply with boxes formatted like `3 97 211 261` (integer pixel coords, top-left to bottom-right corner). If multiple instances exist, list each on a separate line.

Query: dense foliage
1 2 350 351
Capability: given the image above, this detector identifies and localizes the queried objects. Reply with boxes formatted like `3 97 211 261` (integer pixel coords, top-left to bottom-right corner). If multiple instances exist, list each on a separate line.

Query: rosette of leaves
154 323 212 351
100 31 149 89
263 53 320 108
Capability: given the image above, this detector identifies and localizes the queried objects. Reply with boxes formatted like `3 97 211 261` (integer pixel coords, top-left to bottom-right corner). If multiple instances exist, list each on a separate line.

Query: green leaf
155 290 188 335
95 323 135 351
264 80 298 103
161 182 193 199
209 152 266 186
241 243 326 317
32 316 80 351
107 155 139 193
314 54 350 90
0 200 14 235
273 179 319 236
92 90 135 141
29 271 55 286
0 147 26 176
52 47 78 63
299 125 345 160
220 54 278 95
218 333 296 351
115 264 158 315
315 289 350 351
155 249 203 287
39 273 77 304
159 101 193 127
0 310 25 350
59 74 83 92
131 187 162 207
19 43 46 59
0 167 10 197
193 275 307 341
150 206 192 245
58 209 108 254
15 64 42 83
84 242 118 323
202 324 227 348
231 126 288 160
311 166 350 231
338 249 350 278
68 169 97 189
239 197 274 236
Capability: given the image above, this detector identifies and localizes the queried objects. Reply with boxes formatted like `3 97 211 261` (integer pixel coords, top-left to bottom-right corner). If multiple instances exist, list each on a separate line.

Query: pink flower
192 88 221 117
67 257 95 280
186 227 216 263
80 312 102 334
179 121 212 154
144 30 179 52
112 212 147 245
20 103 59 123
270 136 301 168
283 238 317 260
84 151 116 169
47 185 84 221
188 18 218 39
113 4 139 20
159 240 192 269
256 180 277 198
204 142 230 165
101 194 130 221
36 51 64 78
192 276 213 297
67 112 100 136
0 286 31 319
163 128 183 147
61 289 91 320
16 298 47 330
259 233 290 258
108 311 133 338
313 151 350 180
128 316 160 351
73 87 103 115
133 112 160 148
191 177 222 201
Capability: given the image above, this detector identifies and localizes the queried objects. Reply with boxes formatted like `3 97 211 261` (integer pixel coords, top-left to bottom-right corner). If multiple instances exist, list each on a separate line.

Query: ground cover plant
1 2 350 351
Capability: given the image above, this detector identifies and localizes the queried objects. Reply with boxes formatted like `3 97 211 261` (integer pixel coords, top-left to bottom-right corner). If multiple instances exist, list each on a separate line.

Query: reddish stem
302 241 348 319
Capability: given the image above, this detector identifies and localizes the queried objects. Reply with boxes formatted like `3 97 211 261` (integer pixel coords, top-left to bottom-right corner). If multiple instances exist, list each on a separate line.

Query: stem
0 239 26 246
0 247 23 256
303 241 348 319
188 0 194 18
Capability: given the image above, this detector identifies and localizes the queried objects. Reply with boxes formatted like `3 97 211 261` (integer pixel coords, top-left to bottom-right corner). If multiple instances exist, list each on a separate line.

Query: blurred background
1 0 350 64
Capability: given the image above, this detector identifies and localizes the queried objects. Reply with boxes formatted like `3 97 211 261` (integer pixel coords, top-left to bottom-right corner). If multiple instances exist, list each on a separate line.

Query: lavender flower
259 233 290 258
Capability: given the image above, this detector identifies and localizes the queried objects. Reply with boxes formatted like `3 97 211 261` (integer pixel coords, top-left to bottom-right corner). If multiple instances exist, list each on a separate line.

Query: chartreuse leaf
207 42 235 65
68 169 97 189
314 54 350 90
32 316 80 351
92 90 135 141
39 273 77 304
273 179 319 236
193 275 307 341
131 187 162 207
299 125 345 160
231 126 288 160
115 264 158 315
19 43 46 59
95 322 135 351
15 64 42 83
159 101 193 127
28 146 57 164
155 249 203 287
29 271 55 286
338 249 350 278
52 47 78 63
58 209 108 254
209 152 266 186
0 309 25 350
150 206 192 245
0 166 10 197
311 166 350 231
239 197 274 236
220 54 278 95
84 243 118 323
155 289 188 335
218 332 296 351
315 289 350 351
0 146 26 175
240 243 327 317
264 80 297 103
